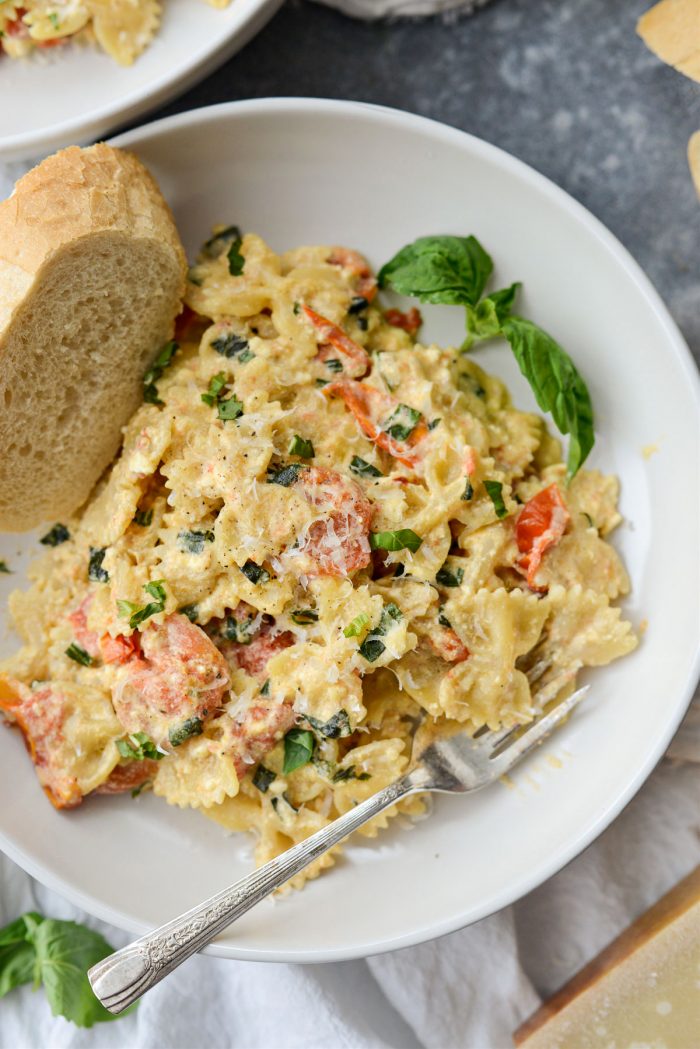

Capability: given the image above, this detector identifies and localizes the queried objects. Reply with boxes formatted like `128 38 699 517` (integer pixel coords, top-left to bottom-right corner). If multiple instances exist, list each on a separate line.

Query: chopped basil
316 378 330 387
369 529 423 553
88 547 109 583
227 236 245 277
223 612 255 643
40 524 70 547
48 11 59 28
253 765 276 793
462 478 474 501
117 580 167 629
324 358 344 373
260 678 270 696
358 603 402 662
211 332 251 360
428 418 441 431
436 565 464 588
348 296 369 315
178 529 215 554
0 561 10 574
332 765 371 783
267 463 305 487
350 456 383 479
343 612 370 638
438 606 452 628
381 403 422 442
131 780 152 798
282 728 315 774
240 560 270 584
271 793 298 815
582 511 595 528
201 225 241 260
218 395 244 422
293 301 300 316
143 340 178 406
65 643 93 667
179 604 199 623
169 717 203 748
201 372 227 406
305 710 351 739
116 732 163 762
393 563 405 577
288 435 315 459
291 609 319 625
484 479 508 519
133 509 153 527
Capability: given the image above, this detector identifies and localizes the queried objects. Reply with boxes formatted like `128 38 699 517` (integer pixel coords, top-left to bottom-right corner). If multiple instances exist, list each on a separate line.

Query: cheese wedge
514 865 700 1048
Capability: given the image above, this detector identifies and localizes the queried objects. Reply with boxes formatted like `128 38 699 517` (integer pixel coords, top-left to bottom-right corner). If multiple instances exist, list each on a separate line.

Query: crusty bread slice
0 144 187 532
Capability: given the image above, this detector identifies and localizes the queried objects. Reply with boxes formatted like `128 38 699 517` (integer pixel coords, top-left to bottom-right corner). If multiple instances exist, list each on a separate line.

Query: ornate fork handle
89 768 430 1013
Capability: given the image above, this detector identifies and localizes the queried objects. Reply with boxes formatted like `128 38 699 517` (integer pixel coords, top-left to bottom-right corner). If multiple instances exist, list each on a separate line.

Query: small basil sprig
283 728 315 774
378 235 594 476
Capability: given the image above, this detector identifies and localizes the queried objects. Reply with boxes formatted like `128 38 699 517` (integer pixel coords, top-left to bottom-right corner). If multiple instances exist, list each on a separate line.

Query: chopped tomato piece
220 621 295 679
384 307 422 336
296 466 373 576
428 630 470 664
100 633 141 665
114 613 230 745
0 679 82 809
302 305 369 378
230 699 297 780
515 483 571 589
67 597 101 660
327 247 377 302
96 759 160 795
325 380 428 469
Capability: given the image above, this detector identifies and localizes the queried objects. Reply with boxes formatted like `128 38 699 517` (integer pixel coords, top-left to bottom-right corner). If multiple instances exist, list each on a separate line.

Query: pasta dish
0 228 637 889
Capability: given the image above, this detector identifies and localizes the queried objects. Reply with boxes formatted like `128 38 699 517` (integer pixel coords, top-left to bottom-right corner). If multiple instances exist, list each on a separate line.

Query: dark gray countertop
133 0 700 360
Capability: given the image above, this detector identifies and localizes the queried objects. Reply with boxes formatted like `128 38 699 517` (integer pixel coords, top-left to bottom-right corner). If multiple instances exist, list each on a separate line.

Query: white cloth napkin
1 691 698 1049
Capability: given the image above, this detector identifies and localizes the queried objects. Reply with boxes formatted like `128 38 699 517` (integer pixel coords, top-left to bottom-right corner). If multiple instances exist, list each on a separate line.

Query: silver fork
88 683 588 1013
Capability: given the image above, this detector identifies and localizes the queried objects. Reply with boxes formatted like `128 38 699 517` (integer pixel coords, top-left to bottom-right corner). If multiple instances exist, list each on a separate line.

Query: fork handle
88 769 428 1013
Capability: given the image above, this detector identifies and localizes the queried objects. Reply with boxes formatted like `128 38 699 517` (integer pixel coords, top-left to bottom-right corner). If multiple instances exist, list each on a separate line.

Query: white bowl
1 99 698 962
0 0 281 162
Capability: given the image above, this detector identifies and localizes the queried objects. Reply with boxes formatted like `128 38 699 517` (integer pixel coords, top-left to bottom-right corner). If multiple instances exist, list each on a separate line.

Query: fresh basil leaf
223 612 256 643
466 282 521 341
358 636 385 662
438 606 452 628
260 679 270 696
305 710 351 739
201 372 227 406
428 418 441 431
436 565 464 588
144 580 166 604
116 732 163 762
369 529 423 553
211 333 251 360
143 341 178 406
324 358 344 373
133 509 153 527
40 524 70 547
343 612 370 638
88 547 109 584
217 395 243 422
358 603 402 662
169 717 203 748
252 765 275 793
65 644 93 667
381 404 422 442
378 235 493 307
179 604 199 623
484 479 508 519
0 561 11 574
227 236 245 276
240 560 270 584
0 913 42 999
267 464 305 487
178 530 215 554
347 296 369 315
462 478 474 501
500 316 594 477
349 456 383 479
290 609 319 625
118 581 166 629
283 728 315 774
288 435 315 459
28 918 125 1027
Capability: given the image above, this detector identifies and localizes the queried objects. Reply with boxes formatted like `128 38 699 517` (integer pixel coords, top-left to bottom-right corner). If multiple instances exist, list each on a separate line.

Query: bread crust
0 144 185 331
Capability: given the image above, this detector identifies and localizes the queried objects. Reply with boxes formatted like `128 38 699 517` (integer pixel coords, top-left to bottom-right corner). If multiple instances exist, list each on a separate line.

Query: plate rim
0 0 282 161
2 97 699 962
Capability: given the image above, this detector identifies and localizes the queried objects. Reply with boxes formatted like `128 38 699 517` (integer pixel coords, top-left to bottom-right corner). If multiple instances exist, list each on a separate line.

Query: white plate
1 99 698 962
0 0 281 162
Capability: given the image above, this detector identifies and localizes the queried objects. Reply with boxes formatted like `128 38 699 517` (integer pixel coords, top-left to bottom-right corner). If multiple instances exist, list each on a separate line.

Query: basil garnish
116 732 163 762
133 509 153 527
0 561 10 574
178 529 215 554
201 225 241 260
211 332 251 360
348 296 369 315
484 480 508 519
117 580 167 629
369 529 423 553
267 464 305 487
223 613 255 643
240 560 270 584
88 547 109 583
169 717 204 748
252 765 275 793
324 358 344 373
436 565 464 588
343 612 370 637
143 340 178 406
462 478 474 501
282 728 315 774
332 765 371 783
381 404 422 442
288 435 315 459
378 235 493 307
291 609 319 625
227 236 245 276
201 372 227 406
65 643 93 667
358 603 402 663
305 710 351 739
349 456 383 479
179 604 199 623
217 395 243 422
40 524 70 547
